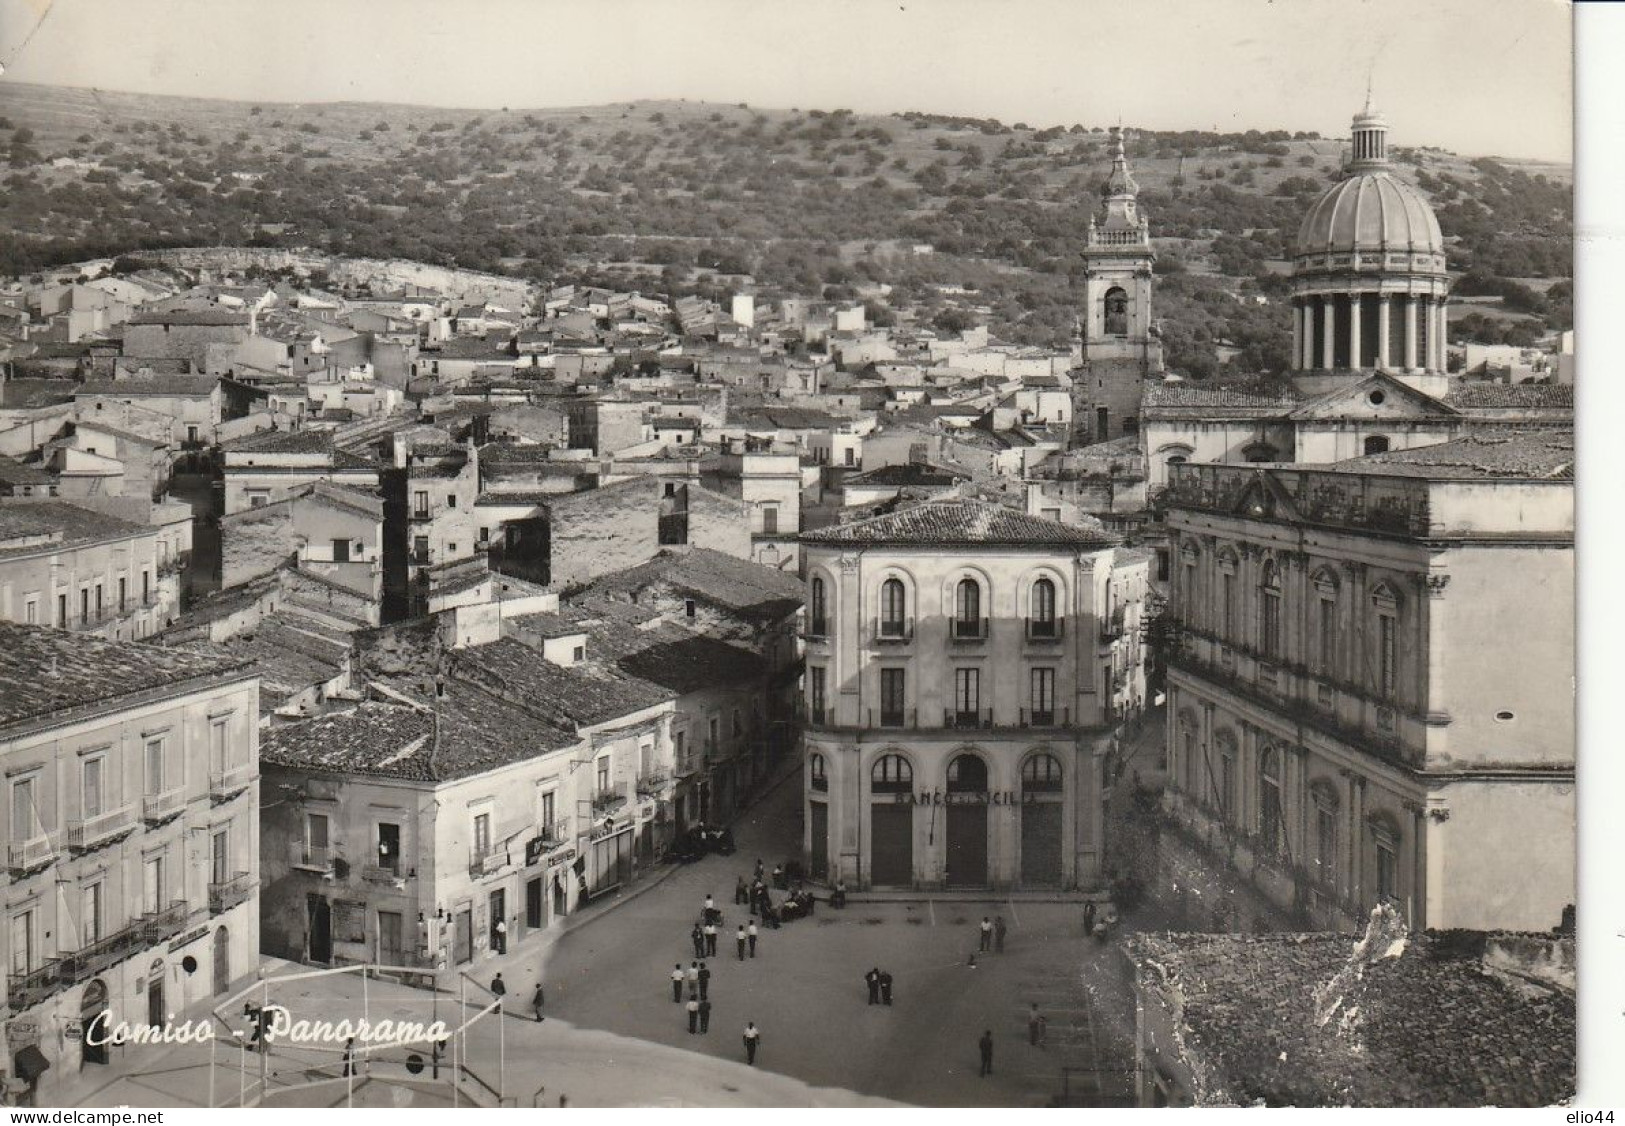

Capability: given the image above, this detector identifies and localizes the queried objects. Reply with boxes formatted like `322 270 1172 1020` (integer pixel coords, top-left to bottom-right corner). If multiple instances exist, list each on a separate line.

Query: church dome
1292 108 1446 276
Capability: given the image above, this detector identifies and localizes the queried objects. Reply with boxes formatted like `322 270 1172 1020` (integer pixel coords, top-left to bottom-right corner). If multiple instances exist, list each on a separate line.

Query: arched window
1021 753 1063 793
1259 560 1282 659
1104 287 1129 336
871 754 912 794
809 753 828 792
1243 442 1277 464
1311 782 1339 886
947 754 988 793
1363 435 1391 456
953 578 982 638
809 576 827 636
1259 746 1283 855
1029 577 1057 638
880 578 907 637
1166 454 1187 467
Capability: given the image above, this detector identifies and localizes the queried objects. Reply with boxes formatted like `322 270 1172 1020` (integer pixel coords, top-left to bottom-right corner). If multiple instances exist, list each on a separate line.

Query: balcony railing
210 763 253 802
141 901 190 945
290 843 333 873
872 616 914 643
412 549 431 566
142 787 186 824
58 923 148 985
469 844 507 878
209 871 255 915
1100 614 1126 643
636 769 670 796
1026 617 1064 642
65 805 135 853
8 834 56 875
945 708 994 730
808 706 827 727
951 617 990 642
872 707 916 729
803 618 828 641
592 788 627 814
1019 706 1070 729
538 818 571 847
9 960 63 1012
361 863 404 884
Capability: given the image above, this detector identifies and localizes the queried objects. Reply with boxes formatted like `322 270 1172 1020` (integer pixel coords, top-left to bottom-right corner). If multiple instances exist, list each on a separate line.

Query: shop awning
13 1044 49 1083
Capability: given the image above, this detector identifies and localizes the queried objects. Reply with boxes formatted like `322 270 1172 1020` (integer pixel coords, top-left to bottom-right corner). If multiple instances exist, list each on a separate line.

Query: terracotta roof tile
802 500 1118 548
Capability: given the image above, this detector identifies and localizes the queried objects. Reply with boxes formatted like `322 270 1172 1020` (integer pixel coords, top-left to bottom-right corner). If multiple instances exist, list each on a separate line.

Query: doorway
1020 803 1064 887
306 895 332 963
453 909 473 965
488 889 507 954
212 926 231 995
146 959 165 1028
81 980 110 1066
378 911 404 966
552 874 567 919
1096 407 1109 442
869 804 913 887
809 801 829 881
945 754 990 888
526 878 544 931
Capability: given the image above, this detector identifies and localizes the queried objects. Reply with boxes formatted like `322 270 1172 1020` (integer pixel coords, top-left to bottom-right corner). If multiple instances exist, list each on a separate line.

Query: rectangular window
473 811 492 857
377 823 400 873
1378 614 1397 700
1219 755 1235 819
596 757 610 794
210 719 229 775
880 668 906 726
24 597 37 624
80 587 90 623
83 757 104 819
95 583 103 618
1375 835 1397 903
144 855 165 914
10 910 34 975
142 571 151 602
1319 598 1336 672
446 494 457 509
413 535 429 563
413 490 430 518
1222 572 1235 637
58 592 68 626
1031 667 1056 725
761 505 778 535
707 717 719 749
145 738 165 794
954 668 980 722
332 538 351 563
809 666 827 721
118 577 127 611
83 882 104 946
212 828 229 886
11 778 35 841
306 812 329 864
540 792 556 836
674 729 686 763
1261 592 1281 659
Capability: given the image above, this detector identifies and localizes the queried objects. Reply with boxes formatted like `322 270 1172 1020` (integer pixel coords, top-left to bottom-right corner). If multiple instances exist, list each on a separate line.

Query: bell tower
1076 127 1163 444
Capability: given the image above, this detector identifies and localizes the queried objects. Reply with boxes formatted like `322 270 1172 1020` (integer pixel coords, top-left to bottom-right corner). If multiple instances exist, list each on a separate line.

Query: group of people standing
863 967 895 1006
673 891 763 1066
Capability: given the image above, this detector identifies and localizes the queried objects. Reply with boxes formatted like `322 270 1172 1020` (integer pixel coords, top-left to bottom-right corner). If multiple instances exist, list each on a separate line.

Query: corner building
800 502 1147 891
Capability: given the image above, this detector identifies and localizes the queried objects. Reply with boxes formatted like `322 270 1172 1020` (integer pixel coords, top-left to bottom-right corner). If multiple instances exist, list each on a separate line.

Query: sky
0 0 1573 162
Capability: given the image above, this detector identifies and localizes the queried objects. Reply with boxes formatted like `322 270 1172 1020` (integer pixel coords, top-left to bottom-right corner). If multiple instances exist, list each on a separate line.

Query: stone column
1403 297 1418 370
1293 303 1305 371
1320 297 1335 370
1434 300 1448 372
1348 293 1363 371
1376 294 1392 370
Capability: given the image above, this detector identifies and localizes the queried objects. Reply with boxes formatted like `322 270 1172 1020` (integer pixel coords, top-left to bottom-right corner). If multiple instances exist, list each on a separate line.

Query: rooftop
845 462 967 488
575 548 804 622
1442 382 1575 410
802 500 1118 549
78 375 220 398
128 308 250 327
0 501 148 557
1332 430 1574 480
0 623 252 733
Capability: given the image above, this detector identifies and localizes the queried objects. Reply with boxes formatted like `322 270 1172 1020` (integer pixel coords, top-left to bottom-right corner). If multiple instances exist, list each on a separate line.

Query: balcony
209 763 253 802
538 818 571 847
141 901 190 945
361 863 405 884
1099 612 1127 643
1019 706 1071 729
412 549 432 566
808 706 827 727
871 616 914 644
636 769 670 797
142 787 186 825
592 788 627 815
802 619 829 643
871 707 916 730
950 617 990 643
8 834 56 875
8 960 64 1012
469 844 508 878
156 552 191 579
58 923 148 985
1026 617 1064 642
290 843 333 874
945 708 994 730
209 871 255 915
65 805 136 853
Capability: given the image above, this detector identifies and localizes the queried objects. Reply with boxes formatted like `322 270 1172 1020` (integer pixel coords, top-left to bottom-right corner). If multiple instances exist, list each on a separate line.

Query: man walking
747 920 759 958
1083 900 1097 937
687 961 699 997
879 970 893 1006
691 922 705 959
532 982 546 1023
979 917 993 952
490 973 507 1009
698 962 711 1001
735 877 749 906
743 1021 761 1065
1028 1003 1044 1046
865 967 881 1005
994 916 1007 954
687 997 700 1034
737 924 748 960
698 997 713 1034
671 964 685 1002
704 920 719 956
979 1030 994 1077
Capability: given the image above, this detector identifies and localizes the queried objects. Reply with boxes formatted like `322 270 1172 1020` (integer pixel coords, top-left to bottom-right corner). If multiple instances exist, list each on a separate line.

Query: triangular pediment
1288 373 1460 422
1233 471 1302 522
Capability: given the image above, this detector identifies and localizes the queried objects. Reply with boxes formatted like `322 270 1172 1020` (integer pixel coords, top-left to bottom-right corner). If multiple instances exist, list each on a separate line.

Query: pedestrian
704 893 716 915
747 920 758 958
1083 900 1097 937
493 918 507 955
737 925 748 960
687 997 700 1034
1028 1003 1043 1046
577 873 589 906
687 961 699 995
490 973 506 1008
743 1021 760 1065
995 916 1007 954
704 920 718 956
671 964 684 1003
832 880 848 909
691 922 705 959
979 1030 994 1077
979 917 993 952
735 876 749 906
865 967 881 1005
879 970 893 1006
698 962 711 1001
698 997 712 1034
754 858 765 882
342 1036 356 1078
532 982 546 1023
772 864 785 890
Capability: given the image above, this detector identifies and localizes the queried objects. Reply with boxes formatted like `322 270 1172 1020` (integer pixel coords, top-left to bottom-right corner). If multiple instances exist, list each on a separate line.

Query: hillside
0 83 1572 375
